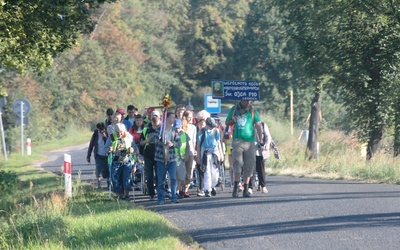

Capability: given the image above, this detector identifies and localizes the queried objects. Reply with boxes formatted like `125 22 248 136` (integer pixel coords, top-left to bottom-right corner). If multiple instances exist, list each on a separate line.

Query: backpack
231 104 255 137
200 128 218 148
232 104 255 124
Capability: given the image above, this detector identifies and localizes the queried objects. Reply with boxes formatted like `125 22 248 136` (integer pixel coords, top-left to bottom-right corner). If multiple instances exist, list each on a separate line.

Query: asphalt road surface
37 144 400 250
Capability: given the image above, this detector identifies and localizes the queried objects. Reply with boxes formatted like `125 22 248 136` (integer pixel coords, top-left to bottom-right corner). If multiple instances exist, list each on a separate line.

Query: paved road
37 144 400 250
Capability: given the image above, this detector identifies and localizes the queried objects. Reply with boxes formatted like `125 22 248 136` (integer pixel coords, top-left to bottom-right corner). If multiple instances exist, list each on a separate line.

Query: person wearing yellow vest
154 111 182 205
174 119 191 199
105 123 138 200
225 100 263 198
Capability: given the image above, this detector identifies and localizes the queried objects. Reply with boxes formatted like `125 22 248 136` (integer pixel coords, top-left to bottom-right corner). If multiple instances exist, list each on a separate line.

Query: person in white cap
194 109 210 196
139 110 162 201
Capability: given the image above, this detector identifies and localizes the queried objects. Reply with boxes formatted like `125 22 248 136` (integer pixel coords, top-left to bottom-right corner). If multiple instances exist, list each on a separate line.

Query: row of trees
1 0 400 159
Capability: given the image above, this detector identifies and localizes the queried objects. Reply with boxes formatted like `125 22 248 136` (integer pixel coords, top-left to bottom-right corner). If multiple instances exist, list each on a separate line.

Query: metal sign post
0 109 7 161
20 101 24 155
13 98 31 155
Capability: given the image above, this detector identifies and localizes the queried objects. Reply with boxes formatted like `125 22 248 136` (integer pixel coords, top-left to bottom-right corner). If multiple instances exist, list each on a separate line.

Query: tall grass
0 124 198 250
0 190 195 250
266 122 400 184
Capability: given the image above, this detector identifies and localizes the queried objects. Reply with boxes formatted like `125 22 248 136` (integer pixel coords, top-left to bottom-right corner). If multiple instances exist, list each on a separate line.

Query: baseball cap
116 108 125 115
146 107 155 115
151 110 160 117
206 117 217 128
185 104 194 111
174 119 182 128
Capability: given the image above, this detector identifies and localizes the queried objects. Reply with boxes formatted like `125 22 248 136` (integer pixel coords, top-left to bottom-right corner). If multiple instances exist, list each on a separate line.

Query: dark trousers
196 163 204 191
144 156 157 197
249 156 266 189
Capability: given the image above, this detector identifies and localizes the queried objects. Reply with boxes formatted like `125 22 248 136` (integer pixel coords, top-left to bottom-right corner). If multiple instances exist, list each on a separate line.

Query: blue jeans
156 161 177 202
111 161 133 194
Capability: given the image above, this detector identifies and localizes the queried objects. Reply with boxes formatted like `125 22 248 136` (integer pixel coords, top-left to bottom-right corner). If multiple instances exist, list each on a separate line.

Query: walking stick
108 152 113 198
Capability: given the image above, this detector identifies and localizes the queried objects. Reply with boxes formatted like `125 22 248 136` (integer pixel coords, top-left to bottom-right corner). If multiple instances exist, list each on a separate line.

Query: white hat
196 110 210 121
114 123 126 132
151 110 160 117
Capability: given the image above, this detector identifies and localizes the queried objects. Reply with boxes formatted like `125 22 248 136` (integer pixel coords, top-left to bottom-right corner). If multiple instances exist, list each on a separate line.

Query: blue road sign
204 94 221 113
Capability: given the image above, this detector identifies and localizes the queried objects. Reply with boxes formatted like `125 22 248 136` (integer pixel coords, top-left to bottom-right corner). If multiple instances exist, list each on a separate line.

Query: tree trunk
306 83 322 160
366 127 383 160
394 96 400 157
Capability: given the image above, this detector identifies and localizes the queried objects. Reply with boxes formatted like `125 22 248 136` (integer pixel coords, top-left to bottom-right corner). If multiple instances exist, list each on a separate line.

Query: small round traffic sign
13 98 31 116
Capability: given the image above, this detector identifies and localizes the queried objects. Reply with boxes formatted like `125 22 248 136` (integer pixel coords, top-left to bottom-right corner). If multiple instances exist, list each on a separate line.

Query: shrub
0 170 18 194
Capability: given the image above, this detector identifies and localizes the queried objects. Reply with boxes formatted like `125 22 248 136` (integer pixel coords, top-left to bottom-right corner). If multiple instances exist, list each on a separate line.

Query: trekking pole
131 170 135 203
108 152 113 198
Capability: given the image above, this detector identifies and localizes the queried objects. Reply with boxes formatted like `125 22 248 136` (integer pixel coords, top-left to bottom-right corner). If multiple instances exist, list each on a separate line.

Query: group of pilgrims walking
87 100 277 205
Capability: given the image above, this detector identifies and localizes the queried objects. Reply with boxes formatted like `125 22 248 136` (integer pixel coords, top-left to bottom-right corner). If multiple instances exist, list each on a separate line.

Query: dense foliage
1 0 400 159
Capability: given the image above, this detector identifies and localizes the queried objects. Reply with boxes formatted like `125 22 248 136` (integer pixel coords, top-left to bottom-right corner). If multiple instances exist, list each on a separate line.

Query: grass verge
0 126 199 250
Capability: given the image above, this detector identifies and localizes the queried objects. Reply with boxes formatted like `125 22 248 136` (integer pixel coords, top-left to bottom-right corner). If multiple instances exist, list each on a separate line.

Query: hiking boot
232 189 239 198
205 190 211 197
261 187 269 194
243 184 251 198
197 190 205 197
172 199 180 204
211 188 217 196
166 190 172 199
243 189 251 198
232 181 239 198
